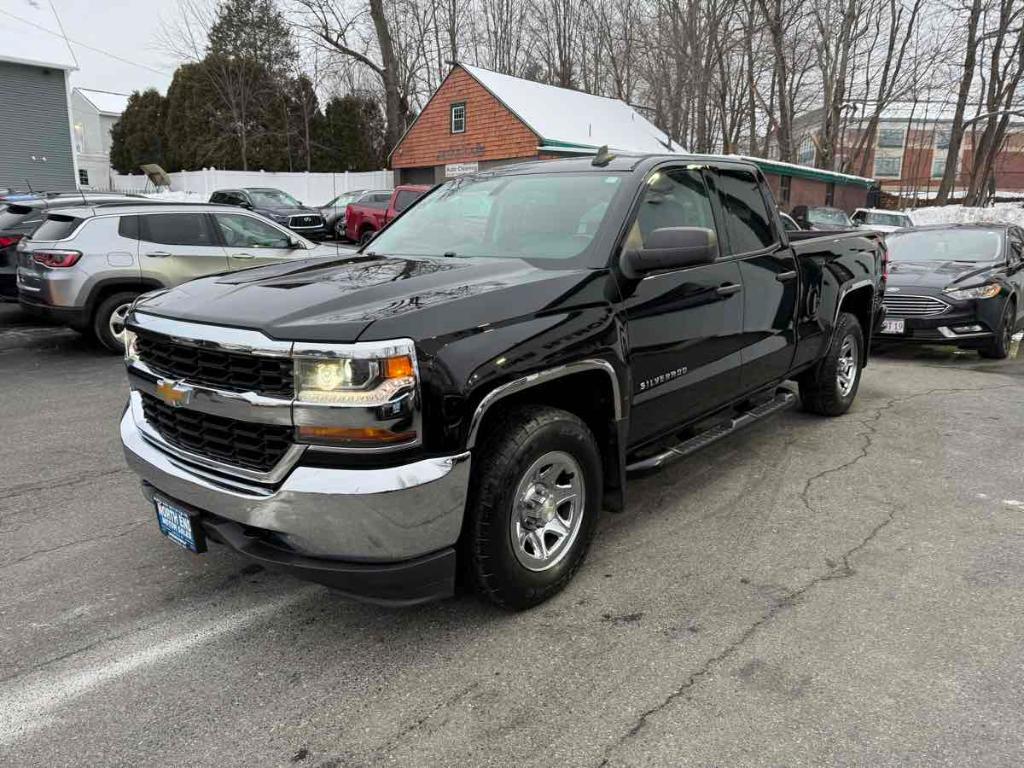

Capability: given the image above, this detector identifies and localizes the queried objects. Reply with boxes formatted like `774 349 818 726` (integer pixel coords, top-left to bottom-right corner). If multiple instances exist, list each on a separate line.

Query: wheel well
470 370 624 512
839 285 874 354
87 280 161 321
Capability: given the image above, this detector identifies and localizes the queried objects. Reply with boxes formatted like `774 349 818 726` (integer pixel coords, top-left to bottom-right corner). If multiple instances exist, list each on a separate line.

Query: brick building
789 102 1024 199
392 63 875 211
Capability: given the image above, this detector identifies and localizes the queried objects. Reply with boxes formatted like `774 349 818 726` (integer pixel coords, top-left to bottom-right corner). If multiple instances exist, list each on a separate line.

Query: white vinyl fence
110 168 394 205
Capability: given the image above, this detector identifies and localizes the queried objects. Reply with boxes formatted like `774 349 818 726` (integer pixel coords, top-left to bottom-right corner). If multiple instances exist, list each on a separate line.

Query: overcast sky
29 0 188 95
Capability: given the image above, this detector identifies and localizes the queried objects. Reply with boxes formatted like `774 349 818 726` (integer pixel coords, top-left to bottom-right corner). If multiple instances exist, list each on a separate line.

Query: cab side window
626 168 716 254
715 169 777 254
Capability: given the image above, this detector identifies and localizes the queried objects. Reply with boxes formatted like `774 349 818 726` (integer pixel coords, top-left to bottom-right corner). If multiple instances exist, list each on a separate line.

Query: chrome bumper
120 406 471 562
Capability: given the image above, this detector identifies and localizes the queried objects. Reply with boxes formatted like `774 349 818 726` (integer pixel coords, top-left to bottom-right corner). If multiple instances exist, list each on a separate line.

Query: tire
359 228 376 246
979 300 1014 359
464 406 602 610
799 311 864 416
92 291 138 353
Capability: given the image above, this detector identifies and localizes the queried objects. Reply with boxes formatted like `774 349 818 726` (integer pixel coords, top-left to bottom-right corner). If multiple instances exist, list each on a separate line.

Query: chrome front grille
140 392 292 473
882 294 950 317
288 214 323 228
136 332 294 398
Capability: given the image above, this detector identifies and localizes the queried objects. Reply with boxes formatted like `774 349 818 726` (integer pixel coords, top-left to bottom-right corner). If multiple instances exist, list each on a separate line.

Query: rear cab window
393 189 424 213
713 169 778 254
32 215 83 241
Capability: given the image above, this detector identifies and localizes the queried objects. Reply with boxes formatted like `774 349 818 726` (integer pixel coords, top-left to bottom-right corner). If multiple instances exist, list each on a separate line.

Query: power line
0 7 173 78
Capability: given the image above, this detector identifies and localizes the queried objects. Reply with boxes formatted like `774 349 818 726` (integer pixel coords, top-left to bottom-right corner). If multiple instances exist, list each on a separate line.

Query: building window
934 126 951 150
78 168 89 186
877 127 905 148
874 155 902 178
825 182 835 206
932 157 949 179
779 175 792 205
450 102 466 134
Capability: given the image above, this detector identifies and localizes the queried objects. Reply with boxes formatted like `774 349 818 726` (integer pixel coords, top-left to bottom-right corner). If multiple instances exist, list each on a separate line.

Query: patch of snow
140 191 208 203
907 203 1024 228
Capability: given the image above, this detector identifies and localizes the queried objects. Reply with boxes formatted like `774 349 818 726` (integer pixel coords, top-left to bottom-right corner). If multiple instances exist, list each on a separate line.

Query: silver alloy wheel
836 334 858 396
108 302 132 347
510 450 585 572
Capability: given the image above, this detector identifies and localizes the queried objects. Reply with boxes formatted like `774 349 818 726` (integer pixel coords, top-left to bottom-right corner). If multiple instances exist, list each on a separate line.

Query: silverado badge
155 379 194 408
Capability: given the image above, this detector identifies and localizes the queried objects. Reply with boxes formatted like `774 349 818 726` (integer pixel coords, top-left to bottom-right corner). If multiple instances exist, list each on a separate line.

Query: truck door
710 168 799 388
621 166 745 446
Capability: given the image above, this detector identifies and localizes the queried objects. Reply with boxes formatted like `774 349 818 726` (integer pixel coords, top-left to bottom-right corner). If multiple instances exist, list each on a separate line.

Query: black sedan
876 224 1023 358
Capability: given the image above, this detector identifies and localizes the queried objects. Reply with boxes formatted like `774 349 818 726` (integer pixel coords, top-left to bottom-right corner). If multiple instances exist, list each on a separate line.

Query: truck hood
886 259 1003 290
134 253 600 343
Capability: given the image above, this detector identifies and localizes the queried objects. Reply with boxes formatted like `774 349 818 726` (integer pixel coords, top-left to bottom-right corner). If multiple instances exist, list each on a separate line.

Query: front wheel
799 311 864 416
92 291 138 353
464 406 602 610
979 300 1014 359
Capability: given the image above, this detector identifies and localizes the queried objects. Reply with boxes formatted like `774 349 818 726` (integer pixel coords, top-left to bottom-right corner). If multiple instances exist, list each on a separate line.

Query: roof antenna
592 145 616 167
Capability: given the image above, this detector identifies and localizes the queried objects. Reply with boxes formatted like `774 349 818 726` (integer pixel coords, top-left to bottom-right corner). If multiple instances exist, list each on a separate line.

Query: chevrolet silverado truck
343 185 430 244
120 153 885 610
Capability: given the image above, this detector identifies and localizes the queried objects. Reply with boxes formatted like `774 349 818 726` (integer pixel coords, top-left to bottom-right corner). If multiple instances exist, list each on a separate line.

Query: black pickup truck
119 154 885 609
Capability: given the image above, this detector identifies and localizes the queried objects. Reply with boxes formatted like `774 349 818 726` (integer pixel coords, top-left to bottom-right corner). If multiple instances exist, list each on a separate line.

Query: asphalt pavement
2 320 1024 767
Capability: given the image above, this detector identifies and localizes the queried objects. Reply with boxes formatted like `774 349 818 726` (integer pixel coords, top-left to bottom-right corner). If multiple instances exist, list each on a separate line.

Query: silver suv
17 202 349 351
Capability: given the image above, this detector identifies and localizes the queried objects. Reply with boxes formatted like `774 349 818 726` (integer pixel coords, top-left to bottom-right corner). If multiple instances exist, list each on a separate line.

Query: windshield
324 192 358 208
248 189 301 207
808 208 851 226
862 211 907 227
886 229 1002 262
367 172 625 263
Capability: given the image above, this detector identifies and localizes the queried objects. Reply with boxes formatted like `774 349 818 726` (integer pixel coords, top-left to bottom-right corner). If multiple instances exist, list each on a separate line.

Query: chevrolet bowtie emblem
155 379 193 408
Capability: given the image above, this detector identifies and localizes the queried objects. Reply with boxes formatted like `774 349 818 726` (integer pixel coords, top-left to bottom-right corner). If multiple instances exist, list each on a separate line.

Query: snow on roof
460 64 678 154
0 0 77 70
76 88 130 115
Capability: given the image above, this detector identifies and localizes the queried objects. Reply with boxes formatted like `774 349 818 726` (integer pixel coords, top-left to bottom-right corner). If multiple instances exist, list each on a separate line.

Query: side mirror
620 227 717 279
288 237 303 249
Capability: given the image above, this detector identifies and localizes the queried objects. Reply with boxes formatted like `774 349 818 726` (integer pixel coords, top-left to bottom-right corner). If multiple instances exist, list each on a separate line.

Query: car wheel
464 406 602 610
979 300 1014 359
93 291 138 353
359 229 375 246
799 311 864 416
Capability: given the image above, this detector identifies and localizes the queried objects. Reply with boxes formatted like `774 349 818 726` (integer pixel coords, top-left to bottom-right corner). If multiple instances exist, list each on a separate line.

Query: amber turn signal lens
384 355 414 379
297 426 416 444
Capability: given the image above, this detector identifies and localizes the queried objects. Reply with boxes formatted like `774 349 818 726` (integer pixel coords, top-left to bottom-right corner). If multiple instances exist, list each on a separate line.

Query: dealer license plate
154 496 205 553
881 318 905 335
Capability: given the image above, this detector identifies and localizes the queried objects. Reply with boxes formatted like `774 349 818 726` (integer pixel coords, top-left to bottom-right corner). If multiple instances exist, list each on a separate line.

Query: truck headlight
944 283 1001 300
293 340 419 449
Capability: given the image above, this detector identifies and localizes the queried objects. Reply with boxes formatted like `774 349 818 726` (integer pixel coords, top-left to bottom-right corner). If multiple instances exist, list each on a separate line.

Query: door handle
145 251 171 258
232 253 255 259
776 270 798 282
716 283 742 296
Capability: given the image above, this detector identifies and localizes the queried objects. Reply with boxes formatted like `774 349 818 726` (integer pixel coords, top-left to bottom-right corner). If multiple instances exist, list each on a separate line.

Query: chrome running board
626 389 797 474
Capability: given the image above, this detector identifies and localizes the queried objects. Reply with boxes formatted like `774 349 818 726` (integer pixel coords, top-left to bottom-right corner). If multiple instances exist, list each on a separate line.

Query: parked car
344 185 431 244
1 192 140 299
209 188 328 239
329 189 388 239
852 208 913 232
875 224 1023 358
17 201 348 351
791 205 854 231
316 190 365 238
119 154 885 609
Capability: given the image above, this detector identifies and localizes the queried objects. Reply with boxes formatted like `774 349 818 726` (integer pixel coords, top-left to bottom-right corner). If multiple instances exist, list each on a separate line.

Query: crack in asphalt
0 467 129 506
594 383 1013 767
0 518 148 572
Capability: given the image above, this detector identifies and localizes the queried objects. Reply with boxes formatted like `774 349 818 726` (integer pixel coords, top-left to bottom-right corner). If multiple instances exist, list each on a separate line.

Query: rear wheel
92 291 138 353
464 406 602 610
799 311 864 416
979 300 1014 359
359 228 376 246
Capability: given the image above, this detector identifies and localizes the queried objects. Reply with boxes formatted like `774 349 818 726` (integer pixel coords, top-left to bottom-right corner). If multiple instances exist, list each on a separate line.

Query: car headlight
124 329 140 364
944 283 1001 300
293 340 419 448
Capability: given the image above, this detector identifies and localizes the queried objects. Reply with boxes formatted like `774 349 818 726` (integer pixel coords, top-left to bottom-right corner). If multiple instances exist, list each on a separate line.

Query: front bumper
873 301 1000 346
121 406 472 604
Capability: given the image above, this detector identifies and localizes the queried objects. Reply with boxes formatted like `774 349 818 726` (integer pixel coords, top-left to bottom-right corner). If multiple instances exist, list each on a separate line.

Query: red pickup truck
344 185 431 244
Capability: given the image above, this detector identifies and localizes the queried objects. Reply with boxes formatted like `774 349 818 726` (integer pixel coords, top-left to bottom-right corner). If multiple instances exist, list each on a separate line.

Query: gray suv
17 202 349 351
